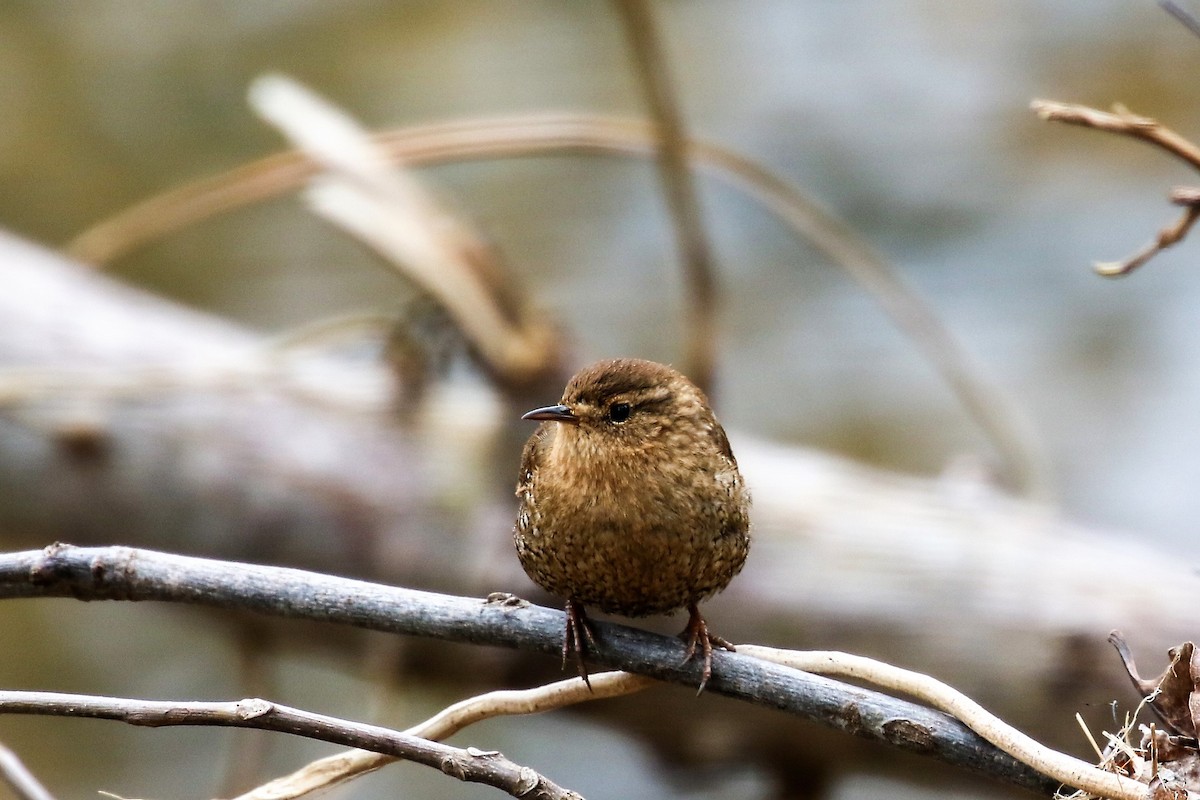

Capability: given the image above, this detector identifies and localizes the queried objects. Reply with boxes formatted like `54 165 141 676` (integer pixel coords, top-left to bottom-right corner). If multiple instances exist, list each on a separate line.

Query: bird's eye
607 402 632 423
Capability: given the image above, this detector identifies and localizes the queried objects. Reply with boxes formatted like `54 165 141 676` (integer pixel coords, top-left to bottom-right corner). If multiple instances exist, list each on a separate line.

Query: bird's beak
521 404 579 424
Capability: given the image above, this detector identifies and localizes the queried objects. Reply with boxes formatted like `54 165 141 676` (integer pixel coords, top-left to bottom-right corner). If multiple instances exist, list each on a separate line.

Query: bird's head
521 358 714 456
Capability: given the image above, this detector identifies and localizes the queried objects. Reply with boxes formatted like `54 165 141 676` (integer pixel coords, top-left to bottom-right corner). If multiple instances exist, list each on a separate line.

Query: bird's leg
563 598 597 689
680 602 735 692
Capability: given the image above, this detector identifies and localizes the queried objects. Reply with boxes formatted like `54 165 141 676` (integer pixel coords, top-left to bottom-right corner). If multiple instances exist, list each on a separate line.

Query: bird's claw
563 599 597 689
680 603 735 693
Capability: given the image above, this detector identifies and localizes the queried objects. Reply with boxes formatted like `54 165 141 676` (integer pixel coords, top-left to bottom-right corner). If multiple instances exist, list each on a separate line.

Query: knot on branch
882 718 937 749
513 765 540 796
236 698 272 720
29 543 141 602
439 753 468 781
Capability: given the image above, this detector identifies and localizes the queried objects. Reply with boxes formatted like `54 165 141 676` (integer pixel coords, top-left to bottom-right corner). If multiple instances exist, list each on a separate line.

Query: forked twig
1032 99 1200 277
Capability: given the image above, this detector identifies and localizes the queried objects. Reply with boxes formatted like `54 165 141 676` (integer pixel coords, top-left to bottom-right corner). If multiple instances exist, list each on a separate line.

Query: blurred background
1 1 1199 798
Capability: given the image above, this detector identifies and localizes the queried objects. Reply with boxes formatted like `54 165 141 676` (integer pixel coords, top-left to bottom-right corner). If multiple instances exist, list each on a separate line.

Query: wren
513 358 750 690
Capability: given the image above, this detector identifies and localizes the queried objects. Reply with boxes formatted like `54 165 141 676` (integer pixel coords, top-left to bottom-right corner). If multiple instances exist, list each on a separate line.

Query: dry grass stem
248 74 556 389
0 357 392 416
740 645 1151 800
614 0 719 394
68 112 1045 496
262 311 400 352
0 743 57 800
232 671 655 800
1078 713 1106 761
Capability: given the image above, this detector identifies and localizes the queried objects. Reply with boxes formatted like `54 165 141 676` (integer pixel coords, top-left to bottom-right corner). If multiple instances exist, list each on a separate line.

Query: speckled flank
513 358 751 618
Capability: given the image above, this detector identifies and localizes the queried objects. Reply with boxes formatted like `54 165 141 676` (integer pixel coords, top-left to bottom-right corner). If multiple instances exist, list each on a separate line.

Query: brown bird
514 358 750 690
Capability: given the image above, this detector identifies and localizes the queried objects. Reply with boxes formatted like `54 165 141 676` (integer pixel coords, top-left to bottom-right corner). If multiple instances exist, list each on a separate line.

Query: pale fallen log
0 228 450 581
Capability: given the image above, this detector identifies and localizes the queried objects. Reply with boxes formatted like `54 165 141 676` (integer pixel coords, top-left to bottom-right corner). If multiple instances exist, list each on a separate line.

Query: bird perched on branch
514 358 750 690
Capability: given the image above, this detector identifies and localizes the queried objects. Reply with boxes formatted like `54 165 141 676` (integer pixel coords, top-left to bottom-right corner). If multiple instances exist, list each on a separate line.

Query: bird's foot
680 603 735 693
563 599 598 689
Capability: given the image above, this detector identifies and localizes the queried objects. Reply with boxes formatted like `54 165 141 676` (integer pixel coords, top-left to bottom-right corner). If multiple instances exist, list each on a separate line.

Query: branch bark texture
0 544 1060 795
0 691 578 800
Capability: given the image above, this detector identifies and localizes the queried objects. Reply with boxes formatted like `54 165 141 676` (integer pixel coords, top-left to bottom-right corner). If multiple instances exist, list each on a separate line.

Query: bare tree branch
0 543 1065 796
1031 99 1200 277
0 691 580 800
1094 201 1200 277
1031 101 1200 168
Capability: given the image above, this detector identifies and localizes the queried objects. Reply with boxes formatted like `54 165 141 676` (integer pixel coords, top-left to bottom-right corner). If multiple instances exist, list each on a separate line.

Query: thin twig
0 692 580 800
1077 713 1106 761
67 112 1047 497
1031 101 1200 168
1160 0 1200 39
234 671 655 800
613 0 718 395
219 623 278 797
1032 99 1200 277
0 743 57 800
739 646 1150 800
1093 203 1200 277
0 544 1066 795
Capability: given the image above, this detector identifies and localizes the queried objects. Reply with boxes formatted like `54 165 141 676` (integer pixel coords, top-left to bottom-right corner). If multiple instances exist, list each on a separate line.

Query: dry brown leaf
1109 633 1200 791
1110 633 1197 737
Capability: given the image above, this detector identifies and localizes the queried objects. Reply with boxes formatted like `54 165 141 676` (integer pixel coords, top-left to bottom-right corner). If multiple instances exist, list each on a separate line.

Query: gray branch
0 543 1059 796
0 691 577 800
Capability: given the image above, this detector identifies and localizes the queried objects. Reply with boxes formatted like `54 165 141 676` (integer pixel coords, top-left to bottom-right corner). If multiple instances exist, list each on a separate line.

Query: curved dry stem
233 671 655 800
740 645 1149 800
248 75 557 389
0 743 56 800
68 112 1045 495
